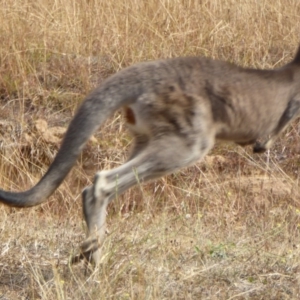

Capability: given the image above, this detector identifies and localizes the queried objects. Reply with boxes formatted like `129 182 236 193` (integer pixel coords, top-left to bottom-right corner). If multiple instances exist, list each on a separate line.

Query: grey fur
1 45 300 265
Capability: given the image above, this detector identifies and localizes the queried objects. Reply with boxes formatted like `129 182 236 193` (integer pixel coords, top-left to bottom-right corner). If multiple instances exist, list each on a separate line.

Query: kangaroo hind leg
76 132 215 265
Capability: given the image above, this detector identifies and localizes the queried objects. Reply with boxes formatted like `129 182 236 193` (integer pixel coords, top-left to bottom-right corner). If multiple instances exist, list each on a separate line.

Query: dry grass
1 0 300 299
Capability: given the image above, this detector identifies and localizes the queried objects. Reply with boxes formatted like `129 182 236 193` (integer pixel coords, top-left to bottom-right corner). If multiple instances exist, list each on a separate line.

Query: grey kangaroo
1 45 300 265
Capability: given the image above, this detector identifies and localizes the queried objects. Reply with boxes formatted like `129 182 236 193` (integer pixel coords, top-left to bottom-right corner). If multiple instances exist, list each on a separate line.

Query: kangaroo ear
292 44 300 65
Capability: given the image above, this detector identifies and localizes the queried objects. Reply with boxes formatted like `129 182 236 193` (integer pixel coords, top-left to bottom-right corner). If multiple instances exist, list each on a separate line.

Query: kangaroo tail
0 64 150 207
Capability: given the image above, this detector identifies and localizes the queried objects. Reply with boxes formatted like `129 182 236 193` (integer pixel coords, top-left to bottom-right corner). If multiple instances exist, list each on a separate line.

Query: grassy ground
1 0 300 299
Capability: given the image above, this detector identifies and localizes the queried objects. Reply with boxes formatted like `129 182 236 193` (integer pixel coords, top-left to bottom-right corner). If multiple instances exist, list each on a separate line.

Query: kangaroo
0 45 300 265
